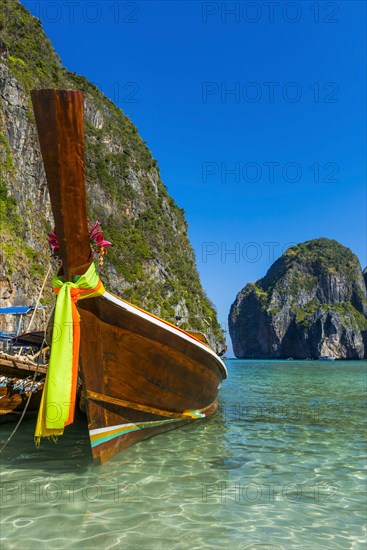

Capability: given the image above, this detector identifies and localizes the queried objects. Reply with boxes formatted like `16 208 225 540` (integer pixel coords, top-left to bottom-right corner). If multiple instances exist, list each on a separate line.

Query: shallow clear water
0 360 366 549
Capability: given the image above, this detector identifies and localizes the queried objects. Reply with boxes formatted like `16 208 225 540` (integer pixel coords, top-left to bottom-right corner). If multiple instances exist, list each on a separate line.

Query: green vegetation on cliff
0 179 46 279
261 238 362 292
257 238 366 312
0 0 224 346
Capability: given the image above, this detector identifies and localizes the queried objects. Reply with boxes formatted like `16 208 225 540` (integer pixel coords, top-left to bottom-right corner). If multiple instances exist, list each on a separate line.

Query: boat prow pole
31 89 91 279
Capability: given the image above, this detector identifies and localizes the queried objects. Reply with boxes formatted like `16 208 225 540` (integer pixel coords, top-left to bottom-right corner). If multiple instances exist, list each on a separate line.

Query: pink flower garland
47 221 112 269
89 221 112 269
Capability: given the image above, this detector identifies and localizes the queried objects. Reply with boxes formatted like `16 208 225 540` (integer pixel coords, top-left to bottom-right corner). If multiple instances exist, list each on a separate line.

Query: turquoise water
0 359 366 549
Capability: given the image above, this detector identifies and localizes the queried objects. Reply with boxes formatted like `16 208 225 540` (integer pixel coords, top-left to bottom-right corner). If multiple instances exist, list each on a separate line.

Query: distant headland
229 238 367 360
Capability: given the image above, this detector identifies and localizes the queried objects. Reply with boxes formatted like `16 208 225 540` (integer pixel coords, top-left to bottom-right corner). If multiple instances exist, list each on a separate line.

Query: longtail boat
30 89 227 464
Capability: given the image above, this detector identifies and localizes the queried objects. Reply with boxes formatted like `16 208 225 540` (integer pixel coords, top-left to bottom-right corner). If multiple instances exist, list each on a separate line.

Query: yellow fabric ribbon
35 262 105 445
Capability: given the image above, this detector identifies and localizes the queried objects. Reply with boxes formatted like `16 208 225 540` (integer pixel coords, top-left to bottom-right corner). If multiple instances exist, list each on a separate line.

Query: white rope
17 264 52 357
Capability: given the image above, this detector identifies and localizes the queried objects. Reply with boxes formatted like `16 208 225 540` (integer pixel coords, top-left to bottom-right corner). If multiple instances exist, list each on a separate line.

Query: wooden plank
0 354 47 376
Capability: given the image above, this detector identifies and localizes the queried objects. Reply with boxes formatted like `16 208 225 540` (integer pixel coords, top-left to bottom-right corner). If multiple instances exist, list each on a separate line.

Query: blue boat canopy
0 306 45 315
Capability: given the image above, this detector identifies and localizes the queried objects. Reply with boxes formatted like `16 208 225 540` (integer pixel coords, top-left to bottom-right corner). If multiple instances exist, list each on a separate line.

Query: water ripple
0 359 366 549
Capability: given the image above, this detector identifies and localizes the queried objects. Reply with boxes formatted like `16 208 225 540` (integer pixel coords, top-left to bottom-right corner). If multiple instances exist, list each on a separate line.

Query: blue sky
21 0 366 353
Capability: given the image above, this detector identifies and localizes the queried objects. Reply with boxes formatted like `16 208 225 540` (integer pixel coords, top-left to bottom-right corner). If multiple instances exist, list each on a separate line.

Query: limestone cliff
0 0 225 351
229 239 367 359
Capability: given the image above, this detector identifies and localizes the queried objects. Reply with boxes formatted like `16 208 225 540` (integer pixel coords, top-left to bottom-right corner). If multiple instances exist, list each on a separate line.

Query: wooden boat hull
30 89 227 463
0 386 43 422
78 292 226 463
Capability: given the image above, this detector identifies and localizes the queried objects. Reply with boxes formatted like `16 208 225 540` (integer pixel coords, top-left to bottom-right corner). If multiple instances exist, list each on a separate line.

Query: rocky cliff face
229 239 367 359
0 1 225 351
